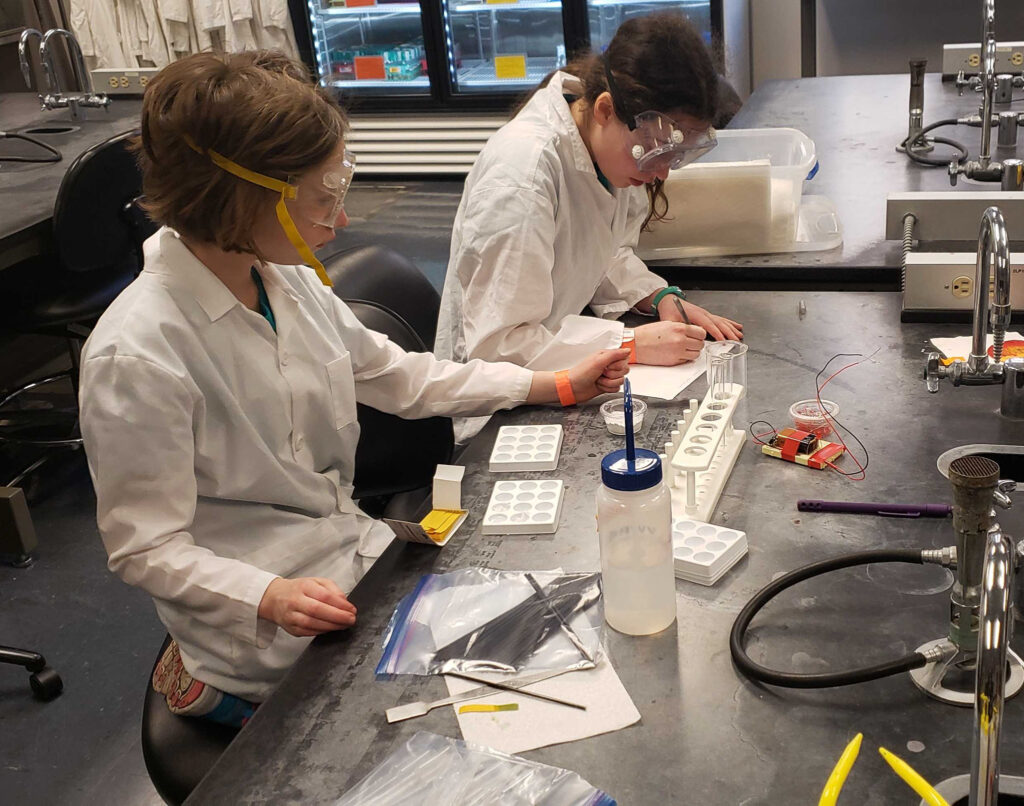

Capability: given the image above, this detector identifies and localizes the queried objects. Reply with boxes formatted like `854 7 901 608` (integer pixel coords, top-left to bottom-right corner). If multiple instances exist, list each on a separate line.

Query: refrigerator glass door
441 0 568 94
311 1 433 94
588 0 711 53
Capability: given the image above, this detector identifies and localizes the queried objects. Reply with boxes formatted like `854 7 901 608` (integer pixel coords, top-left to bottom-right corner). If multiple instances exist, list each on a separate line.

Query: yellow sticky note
486 0 518 4
494 55 527 80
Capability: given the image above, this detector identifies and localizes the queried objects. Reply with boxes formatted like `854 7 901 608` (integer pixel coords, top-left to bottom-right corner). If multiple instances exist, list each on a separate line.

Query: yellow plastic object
419 509 465 543
818 733 862 806
878 747 950 806
494 55 527 80
457 703 519 714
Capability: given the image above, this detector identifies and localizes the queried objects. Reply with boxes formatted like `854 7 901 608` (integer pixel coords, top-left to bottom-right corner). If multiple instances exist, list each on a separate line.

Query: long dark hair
523 13 719 229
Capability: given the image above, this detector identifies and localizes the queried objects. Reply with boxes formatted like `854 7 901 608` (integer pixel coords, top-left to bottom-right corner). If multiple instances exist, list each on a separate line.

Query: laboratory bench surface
653 73 1024 289
186 290 1024 806
0 93 144 270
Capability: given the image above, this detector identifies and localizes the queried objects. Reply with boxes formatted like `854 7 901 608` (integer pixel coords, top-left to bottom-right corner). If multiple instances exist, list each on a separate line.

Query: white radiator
345 114 506 175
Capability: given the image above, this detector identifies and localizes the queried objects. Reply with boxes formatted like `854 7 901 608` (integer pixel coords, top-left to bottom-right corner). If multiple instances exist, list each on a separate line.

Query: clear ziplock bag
334 731 616 806
376 569 603 678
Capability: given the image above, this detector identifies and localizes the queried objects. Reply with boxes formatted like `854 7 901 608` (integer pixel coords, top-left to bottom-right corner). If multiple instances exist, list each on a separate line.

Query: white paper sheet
930 332 1024 361
625 351 707 400
445 657 641 754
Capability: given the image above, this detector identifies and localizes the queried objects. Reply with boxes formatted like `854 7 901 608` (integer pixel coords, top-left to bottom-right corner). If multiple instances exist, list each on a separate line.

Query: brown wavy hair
134 51 348 256
529 13 719 229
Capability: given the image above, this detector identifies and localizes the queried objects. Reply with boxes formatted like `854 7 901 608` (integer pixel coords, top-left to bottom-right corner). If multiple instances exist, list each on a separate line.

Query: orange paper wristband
555 369 576 407
622 337 638 363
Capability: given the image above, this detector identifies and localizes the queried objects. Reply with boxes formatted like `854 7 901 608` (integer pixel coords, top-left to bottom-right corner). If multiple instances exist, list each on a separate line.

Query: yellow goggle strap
185 135 333 287
274 198 333 287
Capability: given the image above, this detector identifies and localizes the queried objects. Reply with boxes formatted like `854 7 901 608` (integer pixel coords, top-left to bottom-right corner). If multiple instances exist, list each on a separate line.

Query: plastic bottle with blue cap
596 378 676 635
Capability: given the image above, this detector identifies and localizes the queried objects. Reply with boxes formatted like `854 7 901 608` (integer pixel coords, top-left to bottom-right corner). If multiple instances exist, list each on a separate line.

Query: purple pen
797 500 952 518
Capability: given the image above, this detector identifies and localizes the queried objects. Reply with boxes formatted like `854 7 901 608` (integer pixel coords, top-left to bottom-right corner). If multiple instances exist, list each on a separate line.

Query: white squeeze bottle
596 378 676 635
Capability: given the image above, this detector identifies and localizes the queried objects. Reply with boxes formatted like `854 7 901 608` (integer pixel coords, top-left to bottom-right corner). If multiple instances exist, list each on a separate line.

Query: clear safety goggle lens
629 114 717 173
289 149 356 227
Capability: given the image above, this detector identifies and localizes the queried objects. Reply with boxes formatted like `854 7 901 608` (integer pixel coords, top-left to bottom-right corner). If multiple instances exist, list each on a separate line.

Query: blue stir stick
623 377 635 465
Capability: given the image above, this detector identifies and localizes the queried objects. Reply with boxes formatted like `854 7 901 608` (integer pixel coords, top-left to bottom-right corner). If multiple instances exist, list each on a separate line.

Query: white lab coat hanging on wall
69 0 131 68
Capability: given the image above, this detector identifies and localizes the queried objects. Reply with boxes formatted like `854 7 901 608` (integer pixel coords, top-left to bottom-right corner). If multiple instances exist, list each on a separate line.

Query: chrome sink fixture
918 446 1024 806
950 0 1009 185
910 454 1023 706
18 27 108 120
924 206 1024 419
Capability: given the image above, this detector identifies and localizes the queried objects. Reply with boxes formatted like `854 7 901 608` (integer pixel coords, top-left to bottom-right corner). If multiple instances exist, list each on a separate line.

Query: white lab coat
69 0 131 69
435 71 666 375
79 228 533 701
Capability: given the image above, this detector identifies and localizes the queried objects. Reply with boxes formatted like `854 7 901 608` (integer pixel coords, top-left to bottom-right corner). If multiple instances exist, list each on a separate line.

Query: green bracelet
651 286 686 314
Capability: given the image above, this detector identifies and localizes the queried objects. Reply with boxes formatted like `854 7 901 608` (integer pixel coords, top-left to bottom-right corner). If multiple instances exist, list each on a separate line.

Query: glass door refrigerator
305 0 442 106
293 0 721 172
299 0 719 108
587 0 713 53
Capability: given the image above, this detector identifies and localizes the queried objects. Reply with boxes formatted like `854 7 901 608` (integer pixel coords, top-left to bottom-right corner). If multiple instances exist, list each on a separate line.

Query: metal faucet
951 0 1003 184
970 525 1015 806
18 28 58 102
19 28 109 120
924 206 1024 417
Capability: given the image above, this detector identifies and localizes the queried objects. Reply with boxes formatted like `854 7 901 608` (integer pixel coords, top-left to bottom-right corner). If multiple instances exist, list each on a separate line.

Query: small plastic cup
600 397 646 435
789 399 839 439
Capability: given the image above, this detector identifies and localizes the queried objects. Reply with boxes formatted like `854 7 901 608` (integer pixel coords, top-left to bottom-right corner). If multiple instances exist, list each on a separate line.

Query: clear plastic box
637 127 840 259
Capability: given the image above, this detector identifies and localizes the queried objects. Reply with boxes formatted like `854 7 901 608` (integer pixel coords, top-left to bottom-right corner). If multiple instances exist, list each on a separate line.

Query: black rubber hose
0 132 62 164
730 549 932 688
898 118 968 167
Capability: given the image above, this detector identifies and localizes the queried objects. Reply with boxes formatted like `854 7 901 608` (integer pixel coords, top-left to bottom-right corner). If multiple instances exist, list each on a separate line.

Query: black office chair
142 635 238 806
0 128 155 488
325 243 443 348
326 246 454 518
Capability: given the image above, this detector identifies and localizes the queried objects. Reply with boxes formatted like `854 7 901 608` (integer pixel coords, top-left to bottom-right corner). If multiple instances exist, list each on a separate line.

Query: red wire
814 360 867 481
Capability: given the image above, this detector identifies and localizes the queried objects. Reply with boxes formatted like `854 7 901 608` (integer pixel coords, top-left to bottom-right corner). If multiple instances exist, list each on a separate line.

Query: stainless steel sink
938 445 1024 483
927 773 1024 805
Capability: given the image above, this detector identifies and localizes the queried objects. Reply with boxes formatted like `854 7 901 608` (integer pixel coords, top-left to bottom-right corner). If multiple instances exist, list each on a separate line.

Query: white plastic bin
637 127 839 259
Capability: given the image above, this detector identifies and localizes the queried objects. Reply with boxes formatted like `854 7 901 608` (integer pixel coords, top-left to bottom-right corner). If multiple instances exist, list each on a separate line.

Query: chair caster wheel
30 666 63 701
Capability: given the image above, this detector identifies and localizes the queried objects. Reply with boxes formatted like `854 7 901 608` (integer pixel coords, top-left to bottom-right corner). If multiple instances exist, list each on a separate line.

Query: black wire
897 118 969 167
0 132 62 164
748 420 777 446
814 353 870 477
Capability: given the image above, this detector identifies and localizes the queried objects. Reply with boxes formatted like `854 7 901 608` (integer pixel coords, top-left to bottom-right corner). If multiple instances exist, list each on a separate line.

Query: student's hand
257 576 357 637
634 321 706 366
657 297 743 342
569 348 631 401
526 349 630 405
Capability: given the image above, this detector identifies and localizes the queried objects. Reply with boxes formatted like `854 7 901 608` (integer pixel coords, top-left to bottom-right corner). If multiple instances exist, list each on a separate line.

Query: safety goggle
185 135 355 286
285 150 356 228
603 59 717 173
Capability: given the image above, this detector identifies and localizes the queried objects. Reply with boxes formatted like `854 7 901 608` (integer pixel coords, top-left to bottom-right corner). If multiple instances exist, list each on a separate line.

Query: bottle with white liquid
596 380 676 635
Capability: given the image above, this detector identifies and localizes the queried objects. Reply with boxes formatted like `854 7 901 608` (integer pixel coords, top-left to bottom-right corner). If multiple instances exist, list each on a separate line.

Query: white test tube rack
661 383 745 523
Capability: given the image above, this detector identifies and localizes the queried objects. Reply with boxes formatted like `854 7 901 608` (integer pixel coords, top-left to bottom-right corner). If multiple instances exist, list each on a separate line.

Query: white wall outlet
943 42 1024 76
90 68 161 95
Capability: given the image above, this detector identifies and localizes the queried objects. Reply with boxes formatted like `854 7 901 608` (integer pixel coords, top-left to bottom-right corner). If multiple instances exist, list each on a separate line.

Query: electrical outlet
951 275 973 298
942 42 1024 76
90 68 160 96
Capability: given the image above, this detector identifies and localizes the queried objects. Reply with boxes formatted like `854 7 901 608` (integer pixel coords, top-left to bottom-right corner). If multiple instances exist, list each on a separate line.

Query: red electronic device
760 427 845 470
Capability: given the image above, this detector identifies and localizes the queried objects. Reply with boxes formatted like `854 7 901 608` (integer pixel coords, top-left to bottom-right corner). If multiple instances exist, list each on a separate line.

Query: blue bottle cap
601 448 663 491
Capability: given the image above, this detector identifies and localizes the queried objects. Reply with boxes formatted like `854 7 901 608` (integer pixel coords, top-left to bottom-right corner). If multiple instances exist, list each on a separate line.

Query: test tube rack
661 384 745 523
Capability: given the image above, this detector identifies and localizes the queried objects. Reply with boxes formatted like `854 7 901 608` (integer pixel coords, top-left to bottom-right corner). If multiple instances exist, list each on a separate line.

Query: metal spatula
385 668 573 724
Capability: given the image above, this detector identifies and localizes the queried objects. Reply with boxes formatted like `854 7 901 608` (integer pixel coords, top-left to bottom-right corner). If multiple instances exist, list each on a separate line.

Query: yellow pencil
878 747 950 806
819 732 863 806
